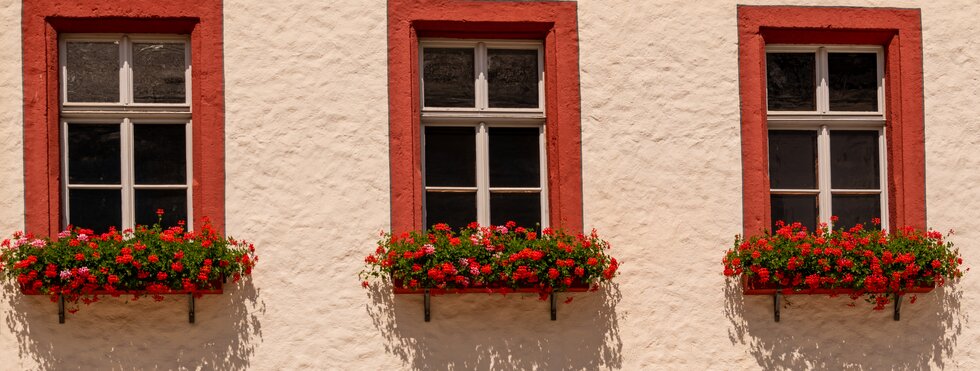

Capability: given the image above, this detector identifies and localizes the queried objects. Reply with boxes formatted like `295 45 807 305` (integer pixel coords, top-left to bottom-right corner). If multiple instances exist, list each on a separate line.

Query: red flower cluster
723 219 964 309
360 223 618 296
0 216 258 313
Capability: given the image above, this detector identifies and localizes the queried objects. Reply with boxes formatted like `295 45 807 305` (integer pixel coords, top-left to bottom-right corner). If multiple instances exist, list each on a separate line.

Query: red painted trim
387 0 583 233
22 0 225 235
737 6 925 235
393 286 590 295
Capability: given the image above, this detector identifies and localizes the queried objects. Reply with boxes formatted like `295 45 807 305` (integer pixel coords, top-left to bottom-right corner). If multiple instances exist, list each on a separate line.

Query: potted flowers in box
360 222 618 320
723 217 963 317
0 212 257 321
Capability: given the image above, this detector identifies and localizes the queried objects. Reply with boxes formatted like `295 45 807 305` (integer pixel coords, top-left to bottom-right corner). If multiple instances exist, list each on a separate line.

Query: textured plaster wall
1 0 980 370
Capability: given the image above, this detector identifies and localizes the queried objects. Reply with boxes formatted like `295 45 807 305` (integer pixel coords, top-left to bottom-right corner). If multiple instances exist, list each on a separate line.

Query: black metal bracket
550 293 557 321
773 292 781 322
58 294 65 324
423 289 431 322
893 293 902 321
188 293 196 324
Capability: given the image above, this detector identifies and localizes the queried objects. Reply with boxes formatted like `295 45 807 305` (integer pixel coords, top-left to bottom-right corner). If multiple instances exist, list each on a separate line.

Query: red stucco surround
387 0 583 233
22 0 224 235
737 6 925 234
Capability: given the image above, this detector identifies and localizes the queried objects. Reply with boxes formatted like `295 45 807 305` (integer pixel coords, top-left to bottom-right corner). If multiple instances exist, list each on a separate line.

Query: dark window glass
67 124 121 184
489 127 540 187
66 42 120 103
768 131 817 189
488 49 539 108
766 53 816 111
828 53 878 111
135 189 188 228
425 192 477 229
69 189 121 233
133 43 187 103
490 193 541 229
832 194 880 230
424 126 476 187
770 194 817 232
134 124 187 184
423 48 475 107
830 131 879 189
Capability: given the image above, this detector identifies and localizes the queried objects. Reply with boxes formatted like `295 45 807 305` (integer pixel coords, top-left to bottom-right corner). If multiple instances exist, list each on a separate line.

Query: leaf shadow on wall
2 280 264 370
724 280 964 370
366 283 623 370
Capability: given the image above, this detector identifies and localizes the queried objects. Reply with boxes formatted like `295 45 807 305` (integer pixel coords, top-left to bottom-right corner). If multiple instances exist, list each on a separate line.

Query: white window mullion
121 35 132 105
878 127 889 230
121 118 134 230
817 125 832 226
538 125 549 229
816 47 829 113
476 42 488 111
185 120 194 227
60 120 70 229
476 122 490 225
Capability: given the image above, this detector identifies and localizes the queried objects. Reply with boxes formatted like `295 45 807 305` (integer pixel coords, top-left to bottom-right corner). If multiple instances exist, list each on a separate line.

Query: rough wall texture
0 0 979 369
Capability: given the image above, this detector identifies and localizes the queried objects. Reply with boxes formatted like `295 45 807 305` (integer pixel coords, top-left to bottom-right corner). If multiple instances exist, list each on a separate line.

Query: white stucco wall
1 0 979 369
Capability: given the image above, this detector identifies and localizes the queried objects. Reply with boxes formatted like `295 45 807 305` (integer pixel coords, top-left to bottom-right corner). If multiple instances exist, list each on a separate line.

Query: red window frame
387 0 583 233
22 0 225 235
737 5 925 235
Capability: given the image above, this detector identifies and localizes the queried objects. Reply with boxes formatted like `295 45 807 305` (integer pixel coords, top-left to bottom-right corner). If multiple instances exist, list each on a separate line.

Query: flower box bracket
420 290 560 322
768 292 904 322
53 292 201 324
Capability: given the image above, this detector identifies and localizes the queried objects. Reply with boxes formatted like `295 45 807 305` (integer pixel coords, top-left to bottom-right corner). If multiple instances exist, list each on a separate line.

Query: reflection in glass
425 192 477 229
832 194 880 230
68 124 121 184
424 126 476 187
770 194 817 232
490 193 541 229
766 53 816 111
830 131 880 189
489 127 540 187
69 189 121 233
829 53 878 111
66 42 120 102
135 189 187 228
423 48 475 107
133 43 187 103
134 124 187 184
768 131 817 189
488 49 539 108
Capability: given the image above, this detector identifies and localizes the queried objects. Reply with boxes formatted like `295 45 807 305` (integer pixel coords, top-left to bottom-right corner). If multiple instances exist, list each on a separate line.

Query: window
421 41 547 229
387 0 582 233
766 46 887 231
737 6 926 234
23 1 225 236
60 35 192 232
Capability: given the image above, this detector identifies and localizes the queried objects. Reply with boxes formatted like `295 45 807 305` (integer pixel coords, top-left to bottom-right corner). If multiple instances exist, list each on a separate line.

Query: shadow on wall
366 284 623 370
724 279 964 370
3 281 264 370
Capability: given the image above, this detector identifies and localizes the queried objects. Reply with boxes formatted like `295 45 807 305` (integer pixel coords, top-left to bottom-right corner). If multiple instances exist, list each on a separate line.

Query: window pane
488 49 539 108
830 130 880 189
770 194 817 232
134 124 187 184
133 43 187 103
828 53 878 112
69 189 121 234
135 189 188 228
67 124 121 184
423 48 475 107
66 41 120 103
489 127 540 187
425 192 476 229
768 131 817 189
424 126 476 187
766 53 816 111
832 194 880 230
490 193 541 229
